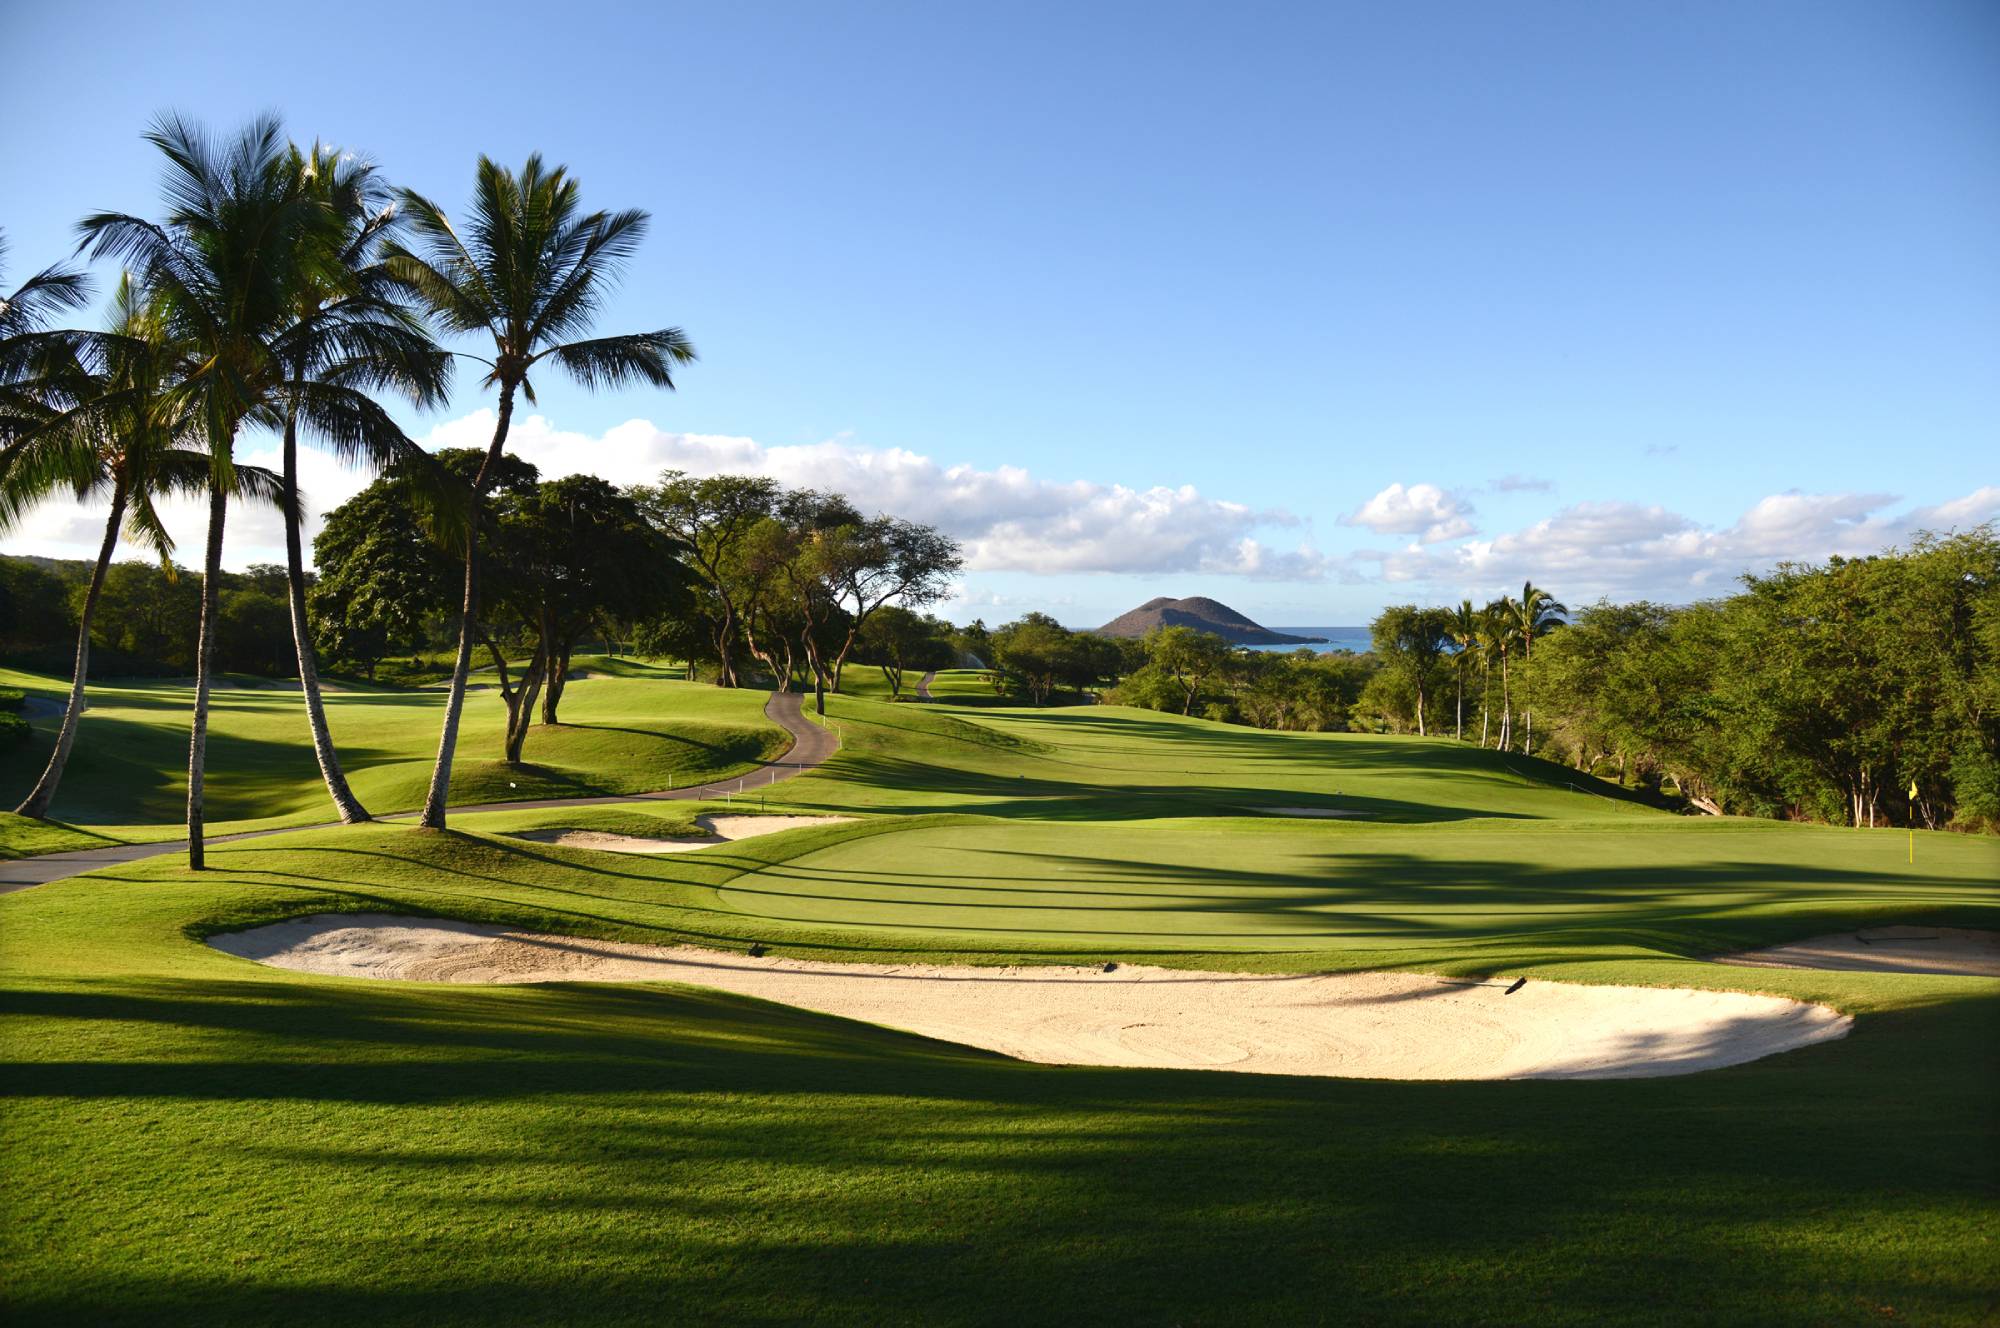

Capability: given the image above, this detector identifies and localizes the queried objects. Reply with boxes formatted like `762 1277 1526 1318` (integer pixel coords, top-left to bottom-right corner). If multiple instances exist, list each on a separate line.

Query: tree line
0 114 957 863
1346 534 1998 831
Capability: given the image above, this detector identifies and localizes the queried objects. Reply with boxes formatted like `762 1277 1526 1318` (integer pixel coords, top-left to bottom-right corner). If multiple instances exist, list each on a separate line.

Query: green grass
774 693 1662 822
3 692 1998 1324
0 811 121 858
923 666 1003 703
0 661 787 848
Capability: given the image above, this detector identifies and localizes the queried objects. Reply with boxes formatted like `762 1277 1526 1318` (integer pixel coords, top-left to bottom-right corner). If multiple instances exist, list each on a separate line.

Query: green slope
0 662 787 845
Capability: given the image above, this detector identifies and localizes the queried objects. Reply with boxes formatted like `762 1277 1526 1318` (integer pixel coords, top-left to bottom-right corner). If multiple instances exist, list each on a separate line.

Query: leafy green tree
992 613 1081 706
1144 625 1233 716
308 451 499 676
819 516 962 692
1369 605 1454 736
857 605 955 697
91 561 203 670
386 154 695 828
629 472 777 687
484 474 687 761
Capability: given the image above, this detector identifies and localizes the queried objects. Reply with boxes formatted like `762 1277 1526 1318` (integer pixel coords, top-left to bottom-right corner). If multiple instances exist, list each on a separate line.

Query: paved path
0 691 837 895
916 671 938 701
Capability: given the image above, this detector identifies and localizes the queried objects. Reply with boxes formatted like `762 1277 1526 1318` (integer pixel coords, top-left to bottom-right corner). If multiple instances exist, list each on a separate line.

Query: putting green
709 815 2000 962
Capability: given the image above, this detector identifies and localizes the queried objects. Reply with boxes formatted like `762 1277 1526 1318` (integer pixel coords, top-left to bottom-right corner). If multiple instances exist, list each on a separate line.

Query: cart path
916 671 938 700
0 690 836 894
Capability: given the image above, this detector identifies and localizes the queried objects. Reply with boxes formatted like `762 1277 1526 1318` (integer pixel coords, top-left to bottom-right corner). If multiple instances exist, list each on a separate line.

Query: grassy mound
0 664 787 847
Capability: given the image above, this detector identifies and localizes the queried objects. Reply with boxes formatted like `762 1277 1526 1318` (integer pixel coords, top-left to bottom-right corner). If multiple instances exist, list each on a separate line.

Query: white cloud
0 411 1327 581
1490 473 1555 493
1360 486 2000 602
1343 482 1477 543
433 411 1329 580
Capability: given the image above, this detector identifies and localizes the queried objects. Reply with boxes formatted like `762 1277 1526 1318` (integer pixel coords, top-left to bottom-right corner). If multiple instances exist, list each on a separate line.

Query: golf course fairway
2 674 1996 1324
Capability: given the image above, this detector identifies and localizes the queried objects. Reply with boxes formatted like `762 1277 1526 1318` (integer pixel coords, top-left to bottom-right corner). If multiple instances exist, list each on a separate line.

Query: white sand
1718 926 2000 978
210 914 1851 1081
508 814 856 854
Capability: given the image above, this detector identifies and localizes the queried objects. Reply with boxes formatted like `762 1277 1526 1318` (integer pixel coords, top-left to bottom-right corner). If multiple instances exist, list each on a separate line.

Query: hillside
1095 595 1326 645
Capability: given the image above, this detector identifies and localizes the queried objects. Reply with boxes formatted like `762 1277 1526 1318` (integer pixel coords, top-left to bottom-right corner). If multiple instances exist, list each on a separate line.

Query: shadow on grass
1 971 1995 1326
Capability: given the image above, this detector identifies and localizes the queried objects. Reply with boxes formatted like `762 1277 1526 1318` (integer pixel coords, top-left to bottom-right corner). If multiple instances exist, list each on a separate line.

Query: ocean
1242 626 1374 654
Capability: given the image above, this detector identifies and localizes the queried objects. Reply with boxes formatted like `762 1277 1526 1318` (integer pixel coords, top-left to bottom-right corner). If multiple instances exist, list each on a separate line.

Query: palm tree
80 113 422 867
1448 598 1479 742
1510 581 1567 756
385 154 696 830
1485 595 1520 750
0 232 93 439
269 142 451 823
3 277 283 818
1474 600 1505 747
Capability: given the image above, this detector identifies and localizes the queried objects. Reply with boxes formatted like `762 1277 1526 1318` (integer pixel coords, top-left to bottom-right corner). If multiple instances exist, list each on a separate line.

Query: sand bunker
508 814 856 854
1719 926 2000 978
211 914 1850 1080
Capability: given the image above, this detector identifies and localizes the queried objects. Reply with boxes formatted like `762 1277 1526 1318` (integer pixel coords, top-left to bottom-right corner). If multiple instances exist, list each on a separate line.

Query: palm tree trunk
1499 650 1512 752
1521 636 1533 756
282 407 370 823
15 482 127 820
186 477 228 869
420 385 516 829
1455 661 1464 742
1479 662 1490 746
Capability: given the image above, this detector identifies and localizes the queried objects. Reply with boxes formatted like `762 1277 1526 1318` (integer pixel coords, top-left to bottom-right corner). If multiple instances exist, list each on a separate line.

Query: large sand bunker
1719 926 2000 978
211 914 1850 1081
509 814 855 854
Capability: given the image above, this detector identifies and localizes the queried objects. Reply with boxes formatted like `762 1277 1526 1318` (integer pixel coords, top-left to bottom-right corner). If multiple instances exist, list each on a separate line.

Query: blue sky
3 0 1995 626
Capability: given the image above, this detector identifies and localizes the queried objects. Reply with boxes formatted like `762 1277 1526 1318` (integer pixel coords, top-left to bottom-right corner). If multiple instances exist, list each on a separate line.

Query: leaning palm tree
80 113 424 867
385 154 695 830
267 142 451 823
1448 598 1479 742
3 277 284 818
1509 581 1567 756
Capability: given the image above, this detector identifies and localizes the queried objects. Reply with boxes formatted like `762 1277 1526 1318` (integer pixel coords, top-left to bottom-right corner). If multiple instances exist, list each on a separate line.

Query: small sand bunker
211 914 1850 1081
509 814 855 854
1719 926 2000 978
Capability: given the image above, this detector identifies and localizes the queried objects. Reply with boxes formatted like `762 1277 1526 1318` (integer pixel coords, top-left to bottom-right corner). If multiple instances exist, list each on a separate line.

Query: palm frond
539 327 696 391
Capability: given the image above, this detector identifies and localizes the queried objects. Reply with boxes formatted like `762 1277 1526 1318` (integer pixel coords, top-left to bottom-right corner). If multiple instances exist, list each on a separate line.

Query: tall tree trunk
1455 664 1464 742
186 477 228 869
1479 664 1490 746
282 405 370 822
713 598 738 688
1521 637 1534 756
540 628 575 724
507 649 547 764
1498 650 1512 751
420 384 516 829
15 482 127 819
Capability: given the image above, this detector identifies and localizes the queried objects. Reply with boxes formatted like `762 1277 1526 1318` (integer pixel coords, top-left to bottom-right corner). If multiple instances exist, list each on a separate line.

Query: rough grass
2 693 1998 1324
0 661 787 848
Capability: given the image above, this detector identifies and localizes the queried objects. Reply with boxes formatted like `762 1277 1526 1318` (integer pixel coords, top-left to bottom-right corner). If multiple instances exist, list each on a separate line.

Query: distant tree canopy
1529 529 1998 830
855 605 955 697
